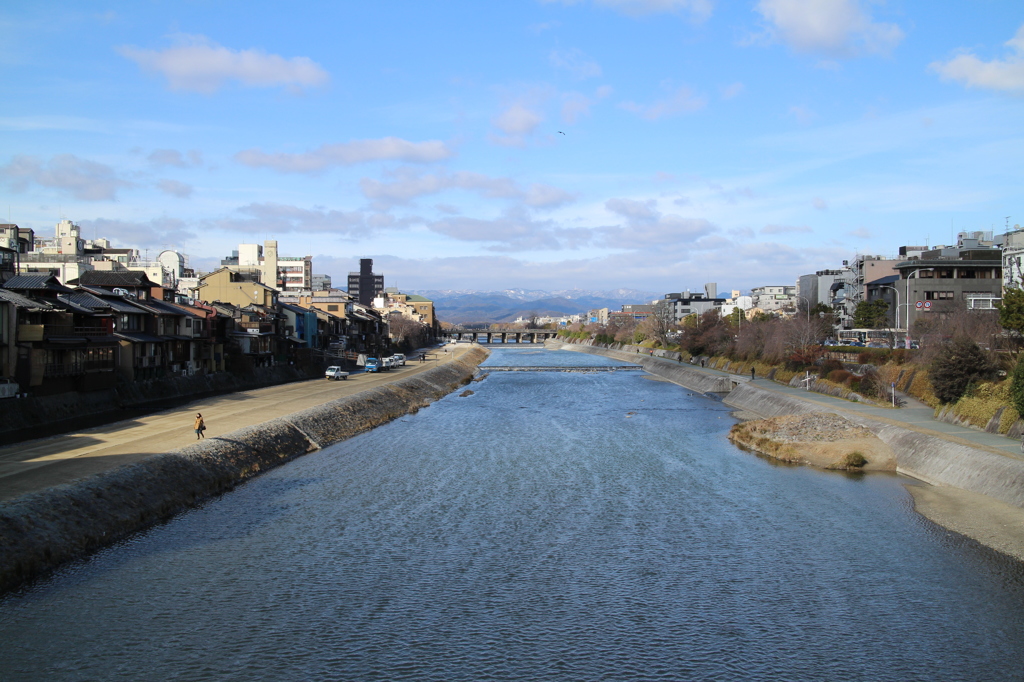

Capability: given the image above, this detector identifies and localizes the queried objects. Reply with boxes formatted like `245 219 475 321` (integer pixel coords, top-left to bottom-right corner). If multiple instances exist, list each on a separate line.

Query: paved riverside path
0 344 477 503
680 362 1024 462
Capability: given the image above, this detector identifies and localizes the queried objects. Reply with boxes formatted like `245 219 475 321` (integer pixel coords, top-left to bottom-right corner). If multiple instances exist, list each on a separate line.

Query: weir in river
1 347 1023 681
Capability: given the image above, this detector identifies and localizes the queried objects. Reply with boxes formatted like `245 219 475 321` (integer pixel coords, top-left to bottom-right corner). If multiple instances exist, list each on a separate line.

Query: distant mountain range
410 288 661 325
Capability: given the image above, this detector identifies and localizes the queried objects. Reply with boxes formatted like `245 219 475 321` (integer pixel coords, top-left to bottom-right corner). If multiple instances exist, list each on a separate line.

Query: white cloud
542 0 713 21
490 104 544 146
360 168 576 209
0 154 132 200
215 202 405 236
560 85 612 124
812 197 828 210
550 48 602 79
157 179 193 198
601 197 716 248
234 137 454 173
847 227 872 239
148 149 203 168
117 35 329 94
930 24 1024 94
620 85 707 120
754 0 903 58
788 104 817 125
761 223 812 234
720 82 745 100
427 207 574 252
79 217 195 247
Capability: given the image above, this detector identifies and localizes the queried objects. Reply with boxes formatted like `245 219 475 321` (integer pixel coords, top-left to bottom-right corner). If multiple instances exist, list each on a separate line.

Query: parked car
0 377 20 399
365 357 382 373
325 366 349 381
382 356 397 370
392 353 406 366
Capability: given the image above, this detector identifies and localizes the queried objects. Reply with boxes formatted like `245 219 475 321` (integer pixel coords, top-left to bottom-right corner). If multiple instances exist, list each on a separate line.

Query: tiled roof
2 274 71 292
0 288 55 310
59 291 112 310
69 271 156 287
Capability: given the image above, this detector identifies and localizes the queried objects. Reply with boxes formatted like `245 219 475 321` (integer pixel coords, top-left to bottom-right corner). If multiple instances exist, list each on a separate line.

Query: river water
2 347 1024 681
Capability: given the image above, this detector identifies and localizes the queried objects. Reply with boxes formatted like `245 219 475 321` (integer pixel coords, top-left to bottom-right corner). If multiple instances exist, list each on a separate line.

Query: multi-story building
657 283 727 322
897 246 1002 331
1001 225 1024 289
348 258 384 306
750 285 797 312
219 240 311 293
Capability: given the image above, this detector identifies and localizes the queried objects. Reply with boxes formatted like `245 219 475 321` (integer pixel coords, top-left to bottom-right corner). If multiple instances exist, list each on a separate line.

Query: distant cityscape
1 216 1021 399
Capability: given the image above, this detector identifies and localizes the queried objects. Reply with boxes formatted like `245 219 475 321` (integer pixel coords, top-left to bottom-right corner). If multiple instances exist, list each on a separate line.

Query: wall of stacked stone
0 347 489 594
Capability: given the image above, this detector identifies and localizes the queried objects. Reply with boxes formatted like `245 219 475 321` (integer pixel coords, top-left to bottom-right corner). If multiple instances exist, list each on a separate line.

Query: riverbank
0 345 489 594
550 339 1024 562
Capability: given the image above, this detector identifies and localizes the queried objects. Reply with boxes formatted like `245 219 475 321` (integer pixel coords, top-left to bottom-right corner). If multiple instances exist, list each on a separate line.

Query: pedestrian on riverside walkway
751 367 755 381
194 413 206 439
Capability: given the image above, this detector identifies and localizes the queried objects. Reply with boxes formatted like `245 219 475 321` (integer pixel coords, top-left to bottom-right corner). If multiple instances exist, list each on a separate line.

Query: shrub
819 358 844 377
828 369 853 384
930 338 997 404
843 452 867 468
858 369 882 398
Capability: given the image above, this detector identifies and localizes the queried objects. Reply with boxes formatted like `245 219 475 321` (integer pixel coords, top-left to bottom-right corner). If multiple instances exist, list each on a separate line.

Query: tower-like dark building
347 258 384 306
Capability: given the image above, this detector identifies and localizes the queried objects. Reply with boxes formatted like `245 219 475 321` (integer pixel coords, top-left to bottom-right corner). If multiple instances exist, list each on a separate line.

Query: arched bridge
445 328 561 344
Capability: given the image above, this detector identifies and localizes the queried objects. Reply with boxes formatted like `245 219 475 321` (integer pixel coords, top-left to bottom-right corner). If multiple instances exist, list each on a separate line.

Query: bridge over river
445 328 561 344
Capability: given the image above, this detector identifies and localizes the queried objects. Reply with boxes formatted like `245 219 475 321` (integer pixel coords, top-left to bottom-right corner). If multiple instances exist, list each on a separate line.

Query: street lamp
902 267 935 334
876 284 901 340
795 296 811 322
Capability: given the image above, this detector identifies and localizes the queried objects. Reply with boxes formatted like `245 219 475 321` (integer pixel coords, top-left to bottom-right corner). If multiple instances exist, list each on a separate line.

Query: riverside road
0 345 473 502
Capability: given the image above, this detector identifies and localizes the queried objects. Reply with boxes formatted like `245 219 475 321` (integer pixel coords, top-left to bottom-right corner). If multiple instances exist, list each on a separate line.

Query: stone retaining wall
552 341 732 394
0 347 489 594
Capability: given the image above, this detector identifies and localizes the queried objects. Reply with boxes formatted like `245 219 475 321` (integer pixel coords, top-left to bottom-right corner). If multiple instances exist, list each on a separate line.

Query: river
1 347 1023 681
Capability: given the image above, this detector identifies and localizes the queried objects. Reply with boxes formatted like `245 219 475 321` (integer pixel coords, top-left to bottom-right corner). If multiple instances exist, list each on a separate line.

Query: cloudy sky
2 1 1022 293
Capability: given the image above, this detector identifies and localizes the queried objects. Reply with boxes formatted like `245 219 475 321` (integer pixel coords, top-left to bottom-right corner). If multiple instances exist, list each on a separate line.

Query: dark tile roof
68 271 156 287
59 291 112 310
0 288 55 310
2 274 72 292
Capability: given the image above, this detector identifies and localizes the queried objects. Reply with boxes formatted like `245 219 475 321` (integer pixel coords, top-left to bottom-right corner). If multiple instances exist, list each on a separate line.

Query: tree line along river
1 347 1023 681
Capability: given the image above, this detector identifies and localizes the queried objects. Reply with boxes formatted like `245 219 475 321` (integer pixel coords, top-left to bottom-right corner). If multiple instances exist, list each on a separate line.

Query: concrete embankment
554 340 1024 526
0 347 489 594
553 341 732 394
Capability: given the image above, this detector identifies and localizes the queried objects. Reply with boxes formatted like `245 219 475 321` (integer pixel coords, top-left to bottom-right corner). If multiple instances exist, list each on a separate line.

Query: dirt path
0 344 475 502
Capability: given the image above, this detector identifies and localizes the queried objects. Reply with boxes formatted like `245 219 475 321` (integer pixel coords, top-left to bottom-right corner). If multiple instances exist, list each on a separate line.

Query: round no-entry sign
915 301 923 309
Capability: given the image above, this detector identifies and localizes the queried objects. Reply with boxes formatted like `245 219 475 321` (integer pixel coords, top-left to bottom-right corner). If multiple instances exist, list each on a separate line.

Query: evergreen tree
1011 358 1024 418
930 337 995 404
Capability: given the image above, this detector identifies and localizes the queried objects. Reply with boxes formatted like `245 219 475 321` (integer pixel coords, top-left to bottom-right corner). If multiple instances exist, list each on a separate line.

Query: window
328 304 338 311
924 291 954 300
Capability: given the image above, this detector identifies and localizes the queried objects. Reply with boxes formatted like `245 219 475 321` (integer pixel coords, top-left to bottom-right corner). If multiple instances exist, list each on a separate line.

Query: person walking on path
751 367 756 381
194 413 206 439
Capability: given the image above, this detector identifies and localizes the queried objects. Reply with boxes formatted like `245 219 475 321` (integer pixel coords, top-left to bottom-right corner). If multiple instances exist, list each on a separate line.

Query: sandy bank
729 413 897 471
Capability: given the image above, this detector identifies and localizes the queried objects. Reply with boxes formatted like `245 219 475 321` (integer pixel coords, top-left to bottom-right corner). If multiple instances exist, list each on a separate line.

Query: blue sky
2 0 1022 293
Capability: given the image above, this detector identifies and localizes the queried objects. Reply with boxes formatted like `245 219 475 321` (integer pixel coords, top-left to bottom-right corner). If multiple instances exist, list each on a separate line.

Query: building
750 285 797 312
219 240 311 293
1001 225 1024 289
658 284 727 322
196 269 279 309
348 259 384 306
897 246 1002 331
311 274 332 291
